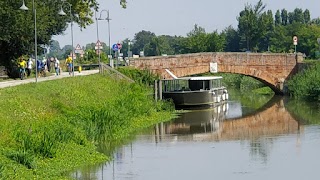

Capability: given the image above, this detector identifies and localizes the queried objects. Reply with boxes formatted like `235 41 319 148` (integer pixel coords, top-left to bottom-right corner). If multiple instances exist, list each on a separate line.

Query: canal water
73 91 320 180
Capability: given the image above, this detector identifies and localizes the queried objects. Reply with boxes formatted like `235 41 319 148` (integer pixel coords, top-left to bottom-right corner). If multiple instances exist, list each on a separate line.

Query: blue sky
53 0 320 48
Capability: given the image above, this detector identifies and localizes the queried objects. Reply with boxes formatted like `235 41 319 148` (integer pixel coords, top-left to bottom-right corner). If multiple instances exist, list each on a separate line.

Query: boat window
162 79 188 92
211 79 221 88
189 80 209 91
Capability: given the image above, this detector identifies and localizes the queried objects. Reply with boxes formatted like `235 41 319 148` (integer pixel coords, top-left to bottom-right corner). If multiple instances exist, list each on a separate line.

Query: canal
72 90 320 180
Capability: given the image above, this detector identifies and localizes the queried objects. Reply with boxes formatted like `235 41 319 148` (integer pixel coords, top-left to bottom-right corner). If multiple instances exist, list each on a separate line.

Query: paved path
0 70 99 89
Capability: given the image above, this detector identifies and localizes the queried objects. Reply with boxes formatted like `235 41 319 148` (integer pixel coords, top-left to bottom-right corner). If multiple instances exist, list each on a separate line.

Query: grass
0 73 175 179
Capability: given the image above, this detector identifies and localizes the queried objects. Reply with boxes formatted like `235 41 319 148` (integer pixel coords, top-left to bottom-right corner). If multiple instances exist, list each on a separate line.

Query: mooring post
159 79 162 100
155 123 160 143
154 80 158 102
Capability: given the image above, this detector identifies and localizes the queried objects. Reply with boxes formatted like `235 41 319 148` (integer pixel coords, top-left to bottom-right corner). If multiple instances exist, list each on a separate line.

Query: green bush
288 62 320 101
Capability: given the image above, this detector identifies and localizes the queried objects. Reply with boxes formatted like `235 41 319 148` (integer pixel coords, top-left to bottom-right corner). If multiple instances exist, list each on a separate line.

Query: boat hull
163 90 216 106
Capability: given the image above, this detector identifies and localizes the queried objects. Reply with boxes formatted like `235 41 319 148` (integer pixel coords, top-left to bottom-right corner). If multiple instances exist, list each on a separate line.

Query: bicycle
67 63 73 75
39 67 46 77
19 68 26 80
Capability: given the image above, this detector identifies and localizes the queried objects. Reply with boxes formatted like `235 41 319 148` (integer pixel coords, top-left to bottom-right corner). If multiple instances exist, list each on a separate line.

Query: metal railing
100 63 134 83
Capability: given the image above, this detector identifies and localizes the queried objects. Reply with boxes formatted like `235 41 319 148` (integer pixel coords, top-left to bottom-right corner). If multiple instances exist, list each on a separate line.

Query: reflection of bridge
129 53 304 94
153 97 301 142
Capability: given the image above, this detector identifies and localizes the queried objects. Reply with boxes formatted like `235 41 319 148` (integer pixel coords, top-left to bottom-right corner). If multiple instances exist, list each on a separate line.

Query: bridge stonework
129 52 304 94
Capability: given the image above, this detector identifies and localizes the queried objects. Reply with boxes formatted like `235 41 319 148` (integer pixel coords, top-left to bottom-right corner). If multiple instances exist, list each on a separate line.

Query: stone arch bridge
129 52 304 94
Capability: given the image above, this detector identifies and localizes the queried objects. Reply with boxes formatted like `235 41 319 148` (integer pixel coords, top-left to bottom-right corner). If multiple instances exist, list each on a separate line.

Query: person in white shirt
54 58 60 76
27 58 33 77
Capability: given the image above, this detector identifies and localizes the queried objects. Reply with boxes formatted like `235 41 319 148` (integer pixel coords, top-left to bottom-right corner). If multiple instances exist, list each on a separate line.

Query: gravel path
0 70 99 89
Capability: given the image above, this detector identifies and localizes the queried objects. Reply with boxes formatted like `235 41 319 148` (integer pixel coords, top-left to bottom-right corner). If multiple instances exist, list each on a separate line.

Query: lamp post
98 10 112 59
58 0 74 76
95 11 101 72
128 41 132 57
20 0 38 82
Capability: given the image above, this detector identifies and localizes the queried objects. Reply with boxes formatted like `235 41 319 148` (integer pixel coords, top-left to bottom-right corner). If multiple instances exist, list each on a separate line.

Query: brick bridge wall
129 52 304 94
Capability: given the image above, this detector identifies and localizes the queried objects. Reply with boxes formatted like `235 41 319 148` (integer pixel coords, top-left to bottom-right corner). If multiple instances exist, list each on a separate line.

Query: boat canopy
174 76 223 81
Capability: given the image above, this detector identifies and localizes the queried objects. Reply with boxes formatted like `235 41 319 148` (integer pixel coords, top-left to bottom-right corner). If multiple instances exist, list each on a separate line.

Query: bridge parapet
129 52 303 94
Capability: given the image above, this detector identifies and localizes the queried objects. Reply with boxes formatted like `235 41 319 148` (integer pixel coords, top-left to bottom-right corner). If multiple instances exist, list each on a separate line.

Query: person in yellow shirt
18 58 26 80
65 56 73 75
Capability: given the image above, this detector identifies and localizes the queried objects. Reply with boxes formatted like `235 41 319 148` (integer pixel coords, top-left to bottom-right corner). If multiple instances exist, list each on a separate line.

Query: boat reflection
153 103 228 143
153 97 302 142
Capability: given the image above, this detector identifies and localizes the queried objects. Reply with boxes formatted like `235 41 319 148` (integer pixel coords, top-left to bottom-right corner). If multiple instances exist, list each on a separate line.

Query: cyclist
65 56 73 75
18 58 26 80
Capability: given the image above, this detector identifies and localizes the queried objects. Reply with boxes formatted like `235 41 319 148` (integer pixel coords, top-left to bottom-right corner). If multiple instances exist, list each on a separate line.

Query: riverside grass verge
0 74 175 179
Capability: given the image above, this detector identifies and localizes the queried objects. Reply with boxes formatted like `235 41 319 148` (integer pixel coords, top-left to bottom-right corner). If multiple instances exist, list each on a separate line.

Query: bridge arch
129 52 303 94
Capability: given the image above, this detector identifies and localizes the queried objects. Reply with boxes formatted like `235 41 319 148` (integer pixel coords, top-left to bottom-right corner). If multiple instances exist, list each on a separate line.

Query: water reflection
72 96 320 180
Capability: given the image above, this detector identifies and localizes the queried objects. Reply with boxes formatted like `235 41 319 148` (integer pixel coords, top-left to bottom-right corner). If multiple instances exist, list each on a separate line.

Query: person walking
54 57 60 76
46 58 51 72
36 59 43 77
26 58 33 77
18 58 26 80
65 55 73 75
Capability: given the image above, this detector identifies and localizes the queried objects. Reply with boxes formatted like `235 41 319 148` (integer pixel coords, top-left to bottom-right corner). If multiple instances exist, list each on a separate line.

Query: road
0 70 99 89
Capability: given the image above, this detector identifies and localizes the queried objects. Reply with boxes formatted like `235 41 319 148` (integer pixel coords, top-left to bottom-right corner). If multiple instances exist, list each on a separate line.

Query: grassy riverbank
0 74 175 179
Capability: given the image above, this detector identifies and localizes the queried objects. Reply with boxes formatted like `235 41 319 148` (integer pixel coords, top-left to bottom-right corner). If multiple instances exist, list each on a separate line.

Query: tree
206 31 225 52
281 9 288 25
185 24 208 53
258 10 274 51
288 12 294 24
292 8 304 24
221 26 240 52
131 30 156 55
237 0 266 51
304 9 311 24
275 10 281 26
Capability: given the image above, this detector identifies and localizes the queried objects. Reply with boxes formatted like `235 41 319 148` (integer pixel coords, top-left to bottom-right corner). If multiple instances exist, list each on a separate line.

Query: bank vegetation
0 74 175 179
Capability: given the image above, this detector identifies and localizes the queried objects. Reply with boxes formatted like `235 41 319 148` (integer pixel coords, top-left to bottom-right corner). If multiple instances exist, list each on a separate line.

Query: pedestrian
65 55 73 75
18 57 26 80
26 58 33 77
46 58 51 72
54 57 60 76
42 57 47 71
37 59 43 77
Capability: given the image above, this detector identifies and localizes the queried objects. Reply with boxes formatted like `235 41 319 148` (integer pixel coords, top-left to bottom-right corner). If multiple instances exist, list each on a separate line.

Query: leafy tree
170 36 188 54
144 37 160 56
185 24 208 53
311 18 320 25
258 10 274 51
304 9 311 24
292 8 305 24
281 9 288 25
269 25 289 53
131 30 156 55
221 26 240 52
275 10 281 26
237 0 266 51
295 24 320 57
157 35 175 55
206 31 225 52
288 12 294 24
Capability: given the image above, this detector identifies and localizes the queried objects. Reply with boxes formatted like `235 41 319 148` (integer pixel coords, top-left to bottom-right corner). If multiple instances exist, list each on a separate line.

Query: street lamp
20 0 38 82
58 0 74 76
95 11 101 72
98 10 112 59
128 41 132 57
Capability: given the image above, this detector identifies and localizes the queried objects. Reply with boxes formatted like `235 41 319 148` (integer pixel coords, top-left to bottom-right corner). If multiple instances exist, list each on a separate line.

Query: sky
52 0 320 48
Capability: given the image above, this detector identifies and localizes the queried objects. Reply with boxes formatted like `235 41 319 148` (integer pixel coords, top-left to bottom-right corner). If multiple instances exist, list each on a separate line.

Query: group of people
18 56 61 79
36 57 61 76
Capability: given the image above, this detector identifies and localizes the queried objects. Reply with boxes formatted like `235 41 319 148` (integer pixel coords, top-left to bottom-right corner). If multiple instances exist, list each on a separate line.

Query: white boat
162 70 228 107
